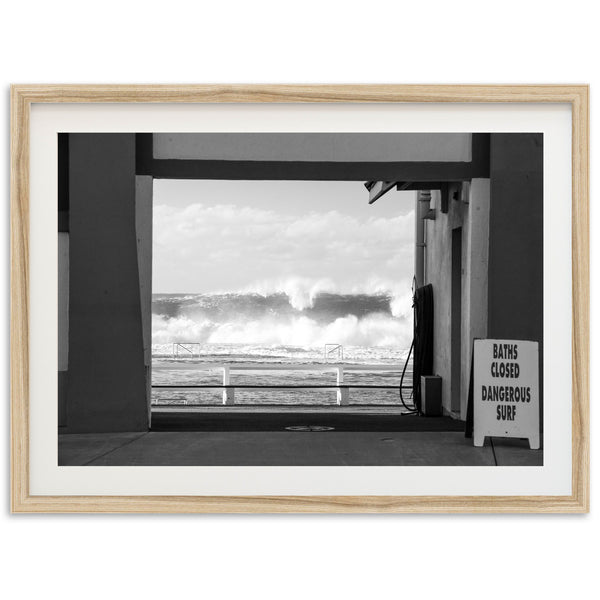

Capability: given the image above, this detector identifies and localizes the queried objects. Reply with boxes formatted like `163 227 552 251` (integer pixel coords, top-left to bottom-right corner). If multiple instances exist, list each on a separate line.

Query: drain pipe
415 190 431 288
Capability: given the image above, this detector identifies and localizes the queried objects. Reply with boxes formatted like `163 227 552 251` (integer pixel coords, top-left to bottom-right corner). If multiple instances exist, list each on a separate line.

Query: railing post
336 366 349 405
222 365 234 405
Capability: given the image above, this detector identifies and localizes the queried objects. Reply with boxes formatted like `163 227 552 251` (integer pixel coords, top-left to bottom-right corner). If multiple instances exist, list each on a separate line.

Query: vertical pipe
415 190 430 288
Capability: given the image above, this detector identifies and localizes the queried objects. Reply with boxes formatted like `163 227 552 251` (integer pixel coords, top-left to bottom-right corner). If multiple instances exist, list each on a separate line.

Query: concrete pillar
58 233 69 427
488 133 544 432
65 134 148 433
136 176 153 425
488 134 543 340
460 179 490 419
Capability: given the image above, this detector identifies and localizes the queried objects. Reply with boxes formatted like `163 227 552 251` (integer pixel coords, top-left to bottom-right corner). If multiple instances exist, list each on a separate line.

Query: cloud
153 202 414 293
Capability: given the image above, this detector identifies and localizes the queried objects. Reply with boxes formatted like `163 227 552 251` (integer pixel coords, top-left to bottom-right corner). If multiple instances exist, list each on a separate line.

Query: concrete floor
58 428 542 466
149 408 466 432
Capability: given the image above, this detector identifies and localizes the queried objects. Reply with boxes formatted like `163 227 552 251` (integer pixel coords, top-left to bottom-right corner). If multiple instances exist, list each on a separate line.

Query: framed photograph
11 84 589 513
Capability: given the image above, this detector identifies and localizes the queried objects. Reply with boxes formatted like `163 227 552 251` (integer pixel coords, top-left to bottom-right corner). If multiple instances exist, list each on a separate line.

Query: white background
1 2 597 599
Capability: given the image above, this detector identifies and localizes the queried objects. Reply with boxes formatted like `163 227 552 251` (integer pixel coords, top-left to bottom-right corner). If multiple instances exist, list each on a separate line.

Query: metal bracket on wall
365 180 468 211
393 181 468 214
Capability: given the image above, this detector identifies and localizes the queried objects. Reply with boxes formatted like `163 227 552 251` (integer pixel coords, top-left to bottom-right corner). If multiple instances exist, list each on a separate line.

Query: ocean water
151 292 413 406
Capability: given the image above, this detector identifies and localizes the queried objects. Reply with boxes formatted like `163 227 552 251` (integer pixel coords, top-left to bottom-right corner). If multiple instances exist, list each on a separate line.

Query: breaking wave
152 290 413 350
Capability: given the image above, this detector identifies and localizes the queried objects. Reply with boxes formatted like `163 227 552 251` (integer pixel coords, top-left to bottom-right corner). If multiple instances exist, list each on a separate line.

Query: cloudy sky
153 179 415 296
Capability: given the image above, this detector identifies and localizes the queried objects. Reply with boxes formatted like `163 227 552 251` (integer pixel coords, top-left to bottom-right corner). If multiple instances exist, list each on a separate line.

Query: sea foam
152 291 412 350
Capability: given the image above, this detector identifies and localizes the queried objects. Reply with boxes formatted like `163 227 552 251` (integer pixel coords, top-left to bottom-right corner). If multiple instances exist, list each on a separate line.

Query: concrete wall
424 179 490 418
424 191 463 416
153 133 473 163
488 134 543 341
58 233 70 370
135 176 153 425
460 180 490 417
58 232 69 427
487 133 543 424
65 134 149 433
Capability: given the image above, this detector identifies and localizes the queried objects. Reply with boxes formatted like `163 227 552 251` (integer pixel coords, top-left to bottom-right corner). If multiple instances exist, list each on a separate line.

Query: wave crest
152 311 411 349
241 277 335 310
239 276 412 314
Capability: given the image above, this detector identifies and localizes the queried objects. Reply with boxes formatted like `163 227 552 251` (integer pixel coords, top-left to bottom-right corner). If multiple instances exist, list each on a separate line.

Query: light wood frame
10 84 589 513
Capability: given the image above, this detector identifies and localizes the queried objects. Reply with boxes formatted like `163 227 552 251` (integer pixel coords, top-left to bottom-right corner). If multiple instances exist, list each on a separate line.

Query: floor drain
285 425 335 432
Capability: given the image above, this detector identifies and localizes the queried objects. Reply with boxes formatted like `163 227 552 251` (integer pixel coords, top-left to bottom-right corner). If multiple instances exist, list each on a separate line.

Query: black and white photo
57 131 544 467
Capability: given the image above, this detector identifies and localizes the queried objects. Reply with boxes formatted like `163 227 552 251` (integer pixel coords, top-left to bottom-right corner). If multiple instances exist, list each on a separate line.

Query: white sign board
473 339 540 449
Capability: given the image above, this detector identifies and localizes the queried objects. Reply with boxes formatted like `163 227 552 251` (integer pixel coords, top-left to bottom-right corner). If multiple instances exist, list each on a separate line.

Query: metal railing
152 362 413 406
172 343 201 359
324 344 343 361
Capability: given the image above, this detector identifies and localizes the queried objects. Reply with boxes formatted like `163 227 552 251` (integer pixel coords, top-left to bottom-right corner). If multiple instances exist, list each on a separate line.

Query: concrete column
488 133 543 432
58 233 69 427
488 134 543 341
136 176 153 425
460 179 490 419
66 134 148 433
